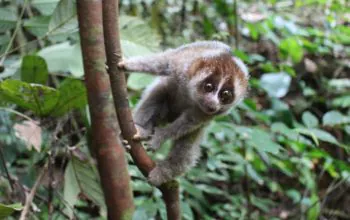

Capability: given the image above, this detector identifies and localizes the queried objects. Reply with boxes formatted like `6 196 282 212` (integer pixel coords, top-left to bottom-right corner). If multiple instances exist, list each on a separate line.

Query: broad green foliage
0 79 59 116
0 0 349 219
21 55 49 85
0 203 22 219
0 78 87 117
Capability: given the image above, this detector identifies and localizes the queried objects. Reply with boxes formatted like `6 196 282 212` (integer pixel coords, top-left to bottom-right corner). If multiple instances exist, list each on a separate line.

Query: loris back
120 41 249 186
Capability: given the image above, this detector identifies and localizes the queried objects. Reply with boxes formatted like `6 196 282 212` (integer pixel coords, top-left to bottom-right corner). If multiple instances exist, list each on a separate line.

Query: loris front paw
148 166 171 186
133 125 152 141
147 128 164 150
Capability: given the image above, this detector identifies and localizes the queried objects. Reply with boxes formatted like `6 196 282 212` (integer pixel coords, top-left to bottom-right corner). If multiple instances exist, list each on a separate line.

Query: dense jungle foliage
0 0 349 219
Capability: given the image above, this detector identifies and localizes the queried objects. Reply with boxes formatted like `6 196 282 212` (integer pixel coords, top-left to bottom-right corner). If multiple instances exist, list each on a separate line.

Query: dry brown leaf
14 120 42 152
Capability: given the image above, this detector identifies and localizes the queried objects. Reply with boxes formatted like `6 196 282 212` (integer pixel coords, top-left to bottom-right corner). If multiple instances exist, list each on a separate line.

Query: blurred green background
0 0 349 219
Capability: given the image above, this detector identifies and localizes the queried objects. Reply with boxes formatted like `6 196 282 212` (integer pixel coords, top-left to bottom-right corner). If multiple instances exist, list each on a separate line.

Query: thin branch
102 0 181 219
19 163 48 220
0 0 27 65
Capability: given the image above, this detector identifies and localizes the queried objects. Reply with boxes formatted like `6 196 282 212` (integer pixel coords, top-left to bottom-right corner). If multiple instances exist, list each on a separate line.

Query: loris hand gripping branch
119 41 249 186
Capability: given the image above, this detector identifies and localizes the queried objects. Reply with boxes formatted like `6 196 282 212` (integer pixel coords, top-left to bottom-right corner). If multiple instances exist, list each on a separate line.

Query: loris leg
133 79 169 141
148 129 204 186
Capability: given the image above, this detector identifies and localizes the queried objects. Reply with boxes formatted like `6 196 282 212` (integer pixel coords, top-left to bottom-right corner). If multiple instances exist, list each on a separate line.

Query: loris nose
207 106 217 113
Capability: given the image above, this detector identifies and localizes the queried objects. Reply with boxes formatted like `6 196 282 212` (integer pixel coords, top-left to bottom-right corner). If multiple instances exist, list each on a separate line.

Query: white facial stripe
234 78 246 103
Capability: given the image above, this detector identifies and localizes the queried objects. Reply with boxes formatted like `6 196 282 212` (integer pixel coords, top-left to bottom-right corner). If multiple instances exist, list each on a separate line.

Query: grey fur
122 41 249 186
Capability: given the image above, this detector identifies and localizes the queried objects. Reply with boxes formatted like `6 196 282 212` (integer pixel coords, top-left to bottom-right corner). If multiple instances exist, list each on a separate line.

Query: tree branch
102 0 181 219
76 1 134 219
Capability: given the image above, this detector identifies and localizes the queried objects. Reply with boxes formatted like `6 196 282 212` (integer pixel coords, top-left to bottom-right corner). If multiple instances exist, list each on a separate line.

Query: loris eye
219 90 234 104
203 82 214 92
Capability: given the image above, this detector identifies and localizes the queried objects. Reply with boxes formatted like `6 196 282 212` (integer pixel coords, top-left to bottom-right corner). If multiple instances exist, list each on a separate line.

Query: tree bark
102 0 181 219
76 1 134 219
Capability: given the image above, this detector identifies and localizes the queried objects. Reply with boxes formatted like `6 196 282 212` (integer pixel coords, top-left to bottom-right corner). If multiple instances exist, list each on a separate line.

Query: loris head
187 53 249 115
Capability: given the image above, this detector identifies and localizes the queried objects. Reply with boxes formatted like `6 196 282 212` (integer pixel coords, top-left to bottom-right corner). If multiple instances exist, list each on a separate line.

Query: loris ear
232 57 249 79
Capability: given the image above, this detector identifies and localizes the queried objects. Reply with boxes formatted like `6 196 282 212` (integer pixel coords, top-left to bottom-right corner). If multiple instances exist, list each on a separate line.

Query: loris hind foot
148 164 172 186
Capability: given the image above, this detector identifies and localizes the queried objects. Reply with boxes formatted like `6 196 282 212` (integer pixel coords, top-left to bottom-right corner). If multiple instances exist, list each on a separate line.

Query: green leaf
248 128 281 154
279 37 304 63
323 110 350 126
260 72 291 98
120 15 161 57
63 160 81 218
48 0 78 35
38 42 84 77
286 189 301 203
333 95 350 108
307 192 320 220
31 0 60 16
21 55 49 85
0 7 17 32
0 203 22 219
296 128 340 146
69 157 105 209
0 79 59 116
302 111 319 128
127 73 156 91
23 16 50 37
50 78 87 116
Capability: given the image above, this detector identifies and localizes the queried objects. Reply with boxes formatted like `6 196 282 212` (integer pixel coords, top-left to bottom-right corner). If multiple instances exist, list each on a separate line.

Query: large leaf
0 79 59 116
65 157 106 210
51 78 87 116
120 16 161 53
0 7 17 32
20 55 49 85
296 128 340 146
48 0 78 35
0 203 22 219
127 73 156 91
38 42 84 77
322 110 350 126
23 16 50 37
63 159 81 218
31 0 60 16
260 72 291 98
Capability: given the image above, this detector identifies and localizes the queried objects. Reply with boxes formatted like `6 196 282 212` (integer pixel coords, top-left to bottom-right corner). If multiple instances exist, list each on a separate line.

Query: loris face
187 54 249 115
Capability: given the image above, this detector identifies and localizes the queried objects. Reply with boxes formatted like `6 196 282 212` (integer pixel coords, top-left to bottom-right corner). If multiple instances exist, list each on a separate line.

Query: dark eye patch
219 89 234 104
199 72 221 93
219 76 235 104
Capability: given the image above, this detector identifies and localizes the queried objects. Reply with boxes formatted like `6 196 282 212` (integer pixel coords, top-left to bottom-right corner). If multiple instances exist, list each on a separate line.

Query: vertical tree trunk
102 0 181 219
76 1 134 219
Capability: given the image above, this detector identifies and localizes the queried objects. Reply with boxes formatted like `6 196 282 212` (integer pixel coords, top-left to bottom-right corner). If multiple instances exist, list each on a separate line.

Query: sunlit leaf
0 203 22 219
323 110 350 126
23 16 50 37
48 0 78 35
31 0 60 16
260 72 291 98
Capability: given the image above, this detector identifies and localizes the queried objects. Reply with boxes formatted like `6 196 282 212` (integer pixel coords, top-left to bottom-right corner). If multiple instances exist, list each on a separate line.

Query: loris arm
149 111 205 150
119 50 175 76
